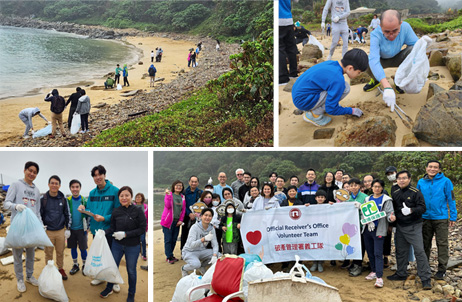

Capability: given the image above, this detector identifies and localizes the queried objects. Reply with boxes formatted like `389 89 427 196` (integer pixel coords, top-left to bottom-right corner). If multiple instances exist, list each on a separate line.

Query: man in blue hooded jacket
417 160 457 280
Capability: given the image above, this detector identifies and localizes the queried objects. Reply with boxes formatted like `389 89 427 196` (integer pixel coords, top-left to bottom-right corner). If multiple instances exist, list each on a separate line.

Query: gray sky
0 151 148 196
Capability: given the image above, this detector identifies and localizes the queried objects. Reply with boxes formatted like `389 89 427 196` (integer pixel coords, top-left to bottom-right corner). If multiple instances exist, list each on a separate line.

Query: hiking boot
310 263 318 272
303 111 332 127
365 272 377 280
349 264 363 277
318 262 324 273
59 268 68 280
387 273 408 281
113 284 120 293
17 280 26 293
375 277 384 288
100 287 113 298
25 276 39 286
70 264 80 275
363 78 381 92
395 85 405 94
434 271 446 280
422 279 432 290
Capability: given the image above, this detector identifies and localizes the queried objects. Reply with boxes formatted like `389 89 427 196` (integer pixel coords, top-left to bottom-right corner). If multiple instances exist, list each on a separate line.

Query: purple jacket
160 192 186 228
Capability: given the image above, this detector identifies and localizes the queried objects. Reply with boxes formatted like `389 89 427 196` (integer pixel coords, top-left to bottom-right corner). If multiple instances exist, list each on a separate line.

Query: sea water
0 25 138 99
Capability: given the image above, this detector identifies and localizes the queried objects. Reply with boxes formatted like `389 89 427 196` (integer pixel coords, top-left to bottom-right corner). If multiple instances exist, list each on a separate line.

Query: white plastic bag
38 260 69 302
201 261 216 284
394 36 432 94
308 35 325 56
243 262 273 287
70 113 81 134
171 270 205 302
32 124 52 138
83 229 124 284
0 237 10 255
4 208 53 248
117 84 122 90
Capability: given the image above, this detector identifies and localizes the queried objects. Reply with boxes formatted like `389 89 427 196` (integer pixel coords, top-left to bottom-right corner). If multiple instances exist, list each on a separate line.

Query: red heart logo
246 231 262 245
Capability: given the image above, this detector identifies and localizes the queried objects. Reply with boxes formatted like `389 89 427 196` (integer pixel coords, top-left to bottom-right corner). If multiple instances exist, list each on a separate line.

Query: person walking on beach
75 89 90 134
148 64 157 87
18 107 49 139
65 87 82 129
151 50 155 63
123 64 130 87
115 64 122 85
188 50 192 67
44 89 67 138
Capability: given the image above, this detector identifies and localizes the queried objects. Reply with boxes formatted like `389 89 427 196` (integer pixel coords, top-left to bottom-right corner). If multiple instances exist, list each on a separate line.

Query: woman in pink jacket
160 180 186 264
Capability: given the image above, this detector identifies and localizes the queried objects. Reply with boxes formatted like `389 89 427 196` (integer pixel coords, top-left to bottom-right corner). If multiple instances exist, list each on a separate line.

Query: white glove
15 204 27 212
204 231 213 242
383 88 396 112
65 230 71 239
353 202 361 209
367 222 375 232
333 16 340 23
48 121 52 124
43 225 47 231
209 255 218 265
31 130 35 134
321 22 325 30
113 231 126 240
351 108 363 117
401 203 411 216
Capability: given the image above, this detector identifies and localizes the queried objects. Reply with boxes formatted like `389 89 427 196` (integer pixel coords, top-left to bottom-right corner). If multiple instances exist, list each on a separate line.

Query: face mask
203 197 212 204
227 208 234 214
387 174 396 181
212 200 219 206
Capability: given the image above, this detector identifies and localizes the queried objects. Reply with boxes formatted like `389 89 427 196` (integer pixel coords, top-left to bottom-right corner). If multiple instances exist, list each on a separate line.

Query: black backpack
148 66 156 76
52 96 66 114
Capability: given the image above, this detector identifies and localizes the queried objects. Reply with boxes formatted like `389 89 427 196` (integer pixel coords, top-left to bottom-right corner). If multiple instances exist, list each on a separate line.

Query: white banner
241 203 362 264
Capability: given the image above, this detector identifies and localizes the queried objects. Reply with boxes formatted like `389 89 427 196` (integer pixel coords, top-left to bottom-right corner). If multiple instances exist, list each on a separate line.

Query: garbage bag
238 253 261 269
201 261 216 284
38 260 69 302
171 271 205 302
117 84 122 90
4 208 53 248
308 35 325 56
394 36 432 94
83 229 124 284
33 125 52 138
243 262 273 287
0 237 9 255
70 113 81 134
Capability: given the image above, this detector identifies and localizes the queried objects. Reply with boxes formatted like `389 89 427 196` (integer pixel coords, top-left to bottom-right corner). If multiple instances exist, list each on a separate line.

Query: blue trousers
105 240 140 295
162 221 180 259
140 233 146 257
363 228 385 277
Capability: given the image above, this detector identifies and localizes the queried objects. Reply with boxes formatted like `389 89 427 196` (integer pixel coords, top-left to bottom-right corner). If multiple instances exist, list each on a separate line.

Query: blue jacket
297 181 320 205
417 172 457 221
184 186 203 216
87 180 120 234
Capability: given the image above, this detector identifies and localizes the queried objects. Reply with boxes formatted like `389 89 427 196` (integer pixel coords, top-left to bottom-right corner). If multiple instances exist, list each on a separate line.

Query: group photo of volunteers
0 151 148 302
153 151 460 302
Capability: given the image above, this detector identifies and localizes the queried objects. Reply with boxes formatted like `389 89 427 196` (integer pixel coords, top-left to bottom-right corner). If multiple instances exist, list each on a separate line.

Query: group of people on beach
161 161 456 290
280 0 420 127
151 48 163 63
3 162 148 301
187 41 203 68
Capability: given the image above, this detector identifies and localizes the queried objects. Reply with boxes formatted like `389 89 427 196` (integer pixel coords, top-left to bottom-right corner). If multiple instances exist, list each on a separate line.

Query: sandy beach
279 32 462 147
0 34 198 146
0 218 148 301
153 227 448 302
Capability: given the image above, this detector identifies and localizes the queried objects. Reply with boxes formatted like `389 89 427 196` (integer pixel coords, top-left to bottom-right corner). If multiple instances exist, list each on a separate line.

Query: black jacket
40 191 71 231
238 184 250 202
106 204 146 246
280 198 304 207
65 91 82 109
319 184 340 203
391 184 426 226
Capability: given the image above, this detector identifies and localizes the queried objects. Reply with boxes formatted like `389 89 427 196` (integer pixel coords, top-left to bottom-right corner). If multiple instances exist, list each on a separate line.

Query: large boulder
300 44 322 61
450 78 462 90
426 83 446 100
429 51 445 67
413 90 462 146
436 32 450 42
334 116 397 147
445 56 461 81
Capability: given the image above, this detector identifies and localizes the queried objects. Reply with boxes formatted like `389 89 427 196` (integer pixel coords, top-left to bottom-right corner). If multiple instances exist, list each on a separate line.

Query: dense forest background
0 0 272 41
153 151 462 187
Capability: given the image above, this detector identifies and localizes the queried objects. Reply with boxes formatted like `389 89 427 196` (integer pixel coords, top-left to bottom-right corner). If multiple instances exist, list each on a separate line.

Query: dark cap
385 166 397 175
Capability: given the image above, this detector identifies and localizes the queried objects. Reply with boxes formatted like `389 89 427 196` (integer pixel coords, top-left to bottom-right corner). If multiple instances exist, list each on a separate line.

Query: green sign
360 201 386 225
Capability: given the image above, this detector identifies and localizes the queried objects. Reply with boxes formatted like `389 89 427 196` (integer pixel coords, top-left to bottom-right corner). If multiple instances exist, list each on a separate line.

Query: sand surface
0 35 198 146
279 32 461 147
0 221 148 301
152 227 446 302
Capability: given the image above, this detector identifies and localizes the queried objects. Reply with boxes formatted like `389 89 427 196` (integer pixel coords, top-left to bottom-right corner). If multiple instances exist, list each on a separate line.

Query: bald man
363 10 418 112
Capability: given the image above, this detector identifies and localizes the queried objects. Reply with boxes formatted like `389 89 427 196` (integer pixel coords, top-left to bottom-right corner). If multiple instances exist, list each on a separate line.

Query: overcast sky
0 151 148 196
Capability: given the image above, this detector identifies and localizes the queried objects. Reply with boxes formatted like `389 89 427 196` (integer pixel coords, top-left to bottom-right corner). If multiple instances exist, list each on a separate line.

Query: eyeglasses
263 181 272 184
237 174 243 176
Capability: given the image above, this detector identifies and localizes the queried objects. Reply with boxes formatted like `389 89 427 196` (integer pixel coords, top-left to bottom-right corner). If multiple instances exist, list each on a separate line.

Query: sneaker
172 256 179 263
49 135 55 139
341 260 350 269
100 287 113 298
167 257 175 264
140 265 148 271
422 279 432 290
59 268 68 280
79 130 85 134
349 264 363 277
279 82 289 86
434 271 446 280
82 265 86 276
310 263 318 272
70 264 80 275
386 273 408 281
318 262 324 273
330 260 336 267
363 78 381 92
113 284 120 293
91 279 104 286
17 280 26 293
303 111 332 127
181 265 188 277
375 277 384 288
395 85 405 94
142 256 147 261
25 276 39 286
127 293 135 302
365 272 377 280
23 135 30 139
326 55 332 61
